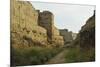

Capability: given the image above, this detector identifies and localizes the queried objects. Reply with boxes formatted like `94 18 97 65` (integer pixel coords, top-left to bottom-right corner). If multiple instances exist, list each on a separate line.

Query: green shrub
11 47 63 66
65 47 80 63
65 47 95 63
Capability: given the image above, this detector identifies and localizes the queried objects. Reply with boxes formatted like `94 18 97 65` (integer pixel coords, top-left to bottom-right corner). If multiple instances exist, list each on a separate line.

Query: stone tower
38 11 54 43
11 0 64 47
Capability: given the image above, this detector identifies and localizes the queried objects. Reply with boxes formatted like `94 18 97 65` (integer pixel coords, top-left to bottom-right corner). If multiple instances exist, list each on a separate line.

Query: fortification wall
11 0 64 47
11 0 47 47
59 29 73 45
39 11 64 46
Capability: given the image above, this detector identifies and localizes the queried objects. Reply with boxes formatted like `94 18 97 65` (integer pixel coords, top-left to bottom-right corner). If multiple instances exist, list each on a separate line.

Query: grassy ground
46 49 67 64
65 47 95 63
11 45 95 66
11 46 63 66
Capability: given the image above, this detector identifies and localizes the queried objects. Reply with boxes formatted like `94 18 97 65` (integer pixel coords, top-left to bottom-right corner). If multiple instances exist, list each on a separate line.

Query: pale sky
31 2 95 33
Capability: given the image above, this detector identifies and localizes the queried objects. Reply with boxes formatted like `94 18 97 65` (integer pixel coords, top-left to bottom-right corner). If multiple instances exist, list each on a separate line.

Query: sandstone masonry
59 29 73 45
11 0 64 47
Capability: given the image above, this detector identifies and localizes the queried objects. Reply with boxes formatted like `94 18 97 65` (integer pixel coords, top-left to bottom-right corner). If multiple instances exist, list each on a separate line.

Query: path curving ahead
45 49 68 64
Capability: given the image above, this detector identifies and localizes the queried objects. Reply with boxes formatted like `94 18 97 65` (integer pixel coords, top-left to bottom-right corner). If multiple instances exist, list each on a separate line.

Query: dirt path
46 49 68 64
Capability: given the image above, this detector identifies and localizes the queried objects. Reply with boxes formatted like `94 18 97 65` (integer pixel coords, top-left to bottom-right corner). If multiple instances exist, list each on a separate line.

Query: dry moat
11 0 95 66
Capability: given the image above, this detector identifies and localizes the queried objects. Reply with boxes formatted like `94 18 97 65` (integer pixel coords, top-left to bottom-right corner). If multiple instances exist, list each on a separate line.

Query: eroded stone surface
11 0 64 47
